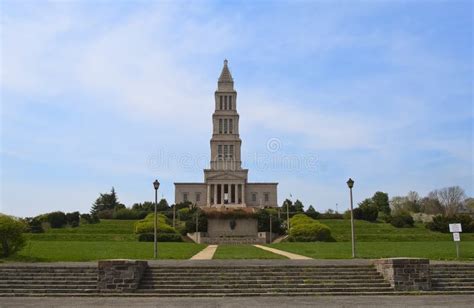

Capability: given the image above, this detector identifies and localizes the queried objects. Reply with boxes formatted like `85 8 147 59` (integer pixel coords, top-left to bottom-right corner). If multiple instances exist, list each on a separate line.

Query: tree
305 205 320 219
430 186 466 216
354 199 378 222
465 198 474 213
419 197 444 215
372 191 390 214
0 215 27 257
66 212 80 227
293 200 304 213
157 198 170 211
90 187 124 215
47 211 67 228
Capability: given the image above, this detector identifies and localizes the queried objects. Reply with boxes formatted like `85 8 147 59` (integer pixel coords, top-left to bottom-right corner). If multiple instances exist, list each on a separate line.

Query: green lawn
319 219 474 242
269 241 474 261
213 245 287 259
25 219 137 241
10 241 206 261
8 219 206 261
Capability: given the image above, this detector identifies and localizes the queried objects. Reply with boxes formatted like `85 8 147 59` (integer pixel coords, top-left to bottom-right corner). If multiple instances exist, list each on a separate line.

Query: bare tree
407 191 420 203
431 186 466 216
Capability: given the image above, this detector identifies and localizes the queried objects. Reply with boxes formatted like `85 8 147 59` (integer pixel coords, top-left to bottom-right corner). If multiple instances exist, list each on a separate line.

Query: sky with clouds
1 0 472 217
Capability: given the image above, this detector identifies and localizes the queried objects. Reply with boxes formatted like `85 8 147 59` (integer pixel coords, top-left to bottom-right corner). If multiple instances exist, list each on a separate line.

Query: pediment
206 172 246 181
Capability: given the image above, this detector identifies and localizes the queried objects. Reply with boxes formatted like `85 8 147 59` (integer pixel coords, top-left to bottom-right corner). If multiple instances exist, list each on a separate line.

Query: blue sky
1 0 472 217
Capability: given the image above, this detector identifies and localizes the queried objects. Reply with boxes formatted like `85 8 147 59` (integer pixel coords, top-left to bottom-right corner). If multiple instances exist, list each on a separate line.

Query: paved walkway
2 295 473 308
253 245 312 260
189 245 218 260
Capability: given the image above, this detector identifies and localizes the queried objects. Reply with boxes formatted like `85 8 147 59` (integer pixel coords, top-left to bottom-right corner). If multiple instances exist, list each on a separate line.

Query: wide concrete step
0 288 98 294
0 291 402 297
146 268 377 273
0 268 96 273
139 282 391 289
0 280 96 285
0 284 97 290
143 272 381 277
141 277 387 284
135 286 395 294
432 278 474 283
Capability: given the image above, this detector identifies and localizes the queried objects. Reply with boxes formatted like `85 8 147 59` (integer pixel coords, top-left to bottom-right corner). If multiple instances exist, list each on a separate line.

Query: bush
113 208 147 220
378 212 392 223
80 213 100 224
184 212 208 234
97 210 114 219
257 209 284 235
353 201 379 222
134 213 178 235
288 214 332 242
319 212 343 219
66 212 80 227
426 214 474 233
47 211 67 228
390 213 414 228
289 222 332 242
0 215 27 257
24 217 44 233
138 233 183 242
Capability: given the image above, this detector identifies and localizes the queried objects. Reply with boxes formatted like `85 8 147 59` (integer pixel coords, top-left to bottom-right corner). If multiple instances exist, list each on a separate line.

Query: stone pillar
98 260 148 292
212 184 217 205
206 185 210 206
242 184 245 205
373 258 431 291
221 184 224 205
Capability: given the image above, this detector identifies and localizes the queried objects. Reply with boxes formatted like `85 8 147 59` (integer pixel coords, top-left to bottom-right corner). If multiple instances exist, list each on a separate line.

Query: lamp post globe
346 178 354 189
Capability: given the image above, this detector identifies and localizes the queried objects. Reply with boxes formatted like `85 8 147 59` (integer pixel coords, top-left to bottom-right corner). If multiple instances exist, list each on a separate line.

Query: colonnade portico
206 183 245 206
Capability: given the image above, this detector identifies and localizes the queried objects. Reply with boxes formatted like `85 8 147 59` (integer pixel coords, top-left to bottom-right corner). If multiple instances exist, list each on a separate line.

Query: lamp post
153 179 160 259
346 178 355 258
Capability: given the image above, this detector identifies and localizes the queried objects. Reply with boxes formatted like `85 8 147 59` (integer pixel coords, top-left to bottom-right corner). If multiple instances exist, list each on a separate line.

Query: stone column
242 184 245 205
213 184 217 205
206 185 211 206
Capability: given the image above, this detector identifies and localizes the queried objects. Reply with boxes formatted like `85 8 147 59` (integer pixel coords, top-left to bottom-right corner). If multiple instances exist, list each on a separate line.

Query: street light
346 178 355 258
153 179 160 259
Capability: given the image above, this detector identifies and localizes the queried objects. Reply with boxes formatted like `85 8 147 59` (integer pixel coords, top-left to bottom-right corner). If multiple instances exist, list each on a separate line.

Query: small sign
453 232 461 242
449 223 462 233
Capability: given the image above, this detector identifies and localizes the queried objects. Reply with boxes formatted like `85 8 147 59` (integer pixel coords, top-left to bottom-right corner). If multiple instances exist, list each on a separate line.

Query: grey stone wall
374 258 431 291
207 218 258 237
98 260 148 292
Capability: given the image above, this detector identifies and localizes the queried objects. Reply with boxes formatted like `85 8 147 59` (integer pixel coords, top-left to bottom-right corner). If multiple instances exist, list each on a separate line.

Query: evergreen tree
305 205 320 219
294 199 304 213
90 187 123 215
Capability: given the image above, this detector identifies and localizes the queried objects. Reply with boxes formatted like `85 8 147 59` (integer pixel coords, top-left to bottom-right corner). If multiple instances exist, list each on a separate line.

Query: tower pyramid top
218 59 234 91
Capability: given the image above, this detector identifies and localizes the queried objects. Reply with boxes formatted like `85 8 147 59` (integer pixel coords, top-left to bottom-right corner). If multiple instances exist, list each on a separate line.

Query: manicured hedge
134 214 177 234
288 214 332 242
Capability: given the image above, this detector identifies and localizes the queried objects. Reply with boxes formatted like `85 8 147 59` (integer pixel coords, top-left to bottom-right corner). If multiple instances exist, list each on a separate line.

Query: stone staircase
431 264 474 293
0 266 98 296
136 265 395 296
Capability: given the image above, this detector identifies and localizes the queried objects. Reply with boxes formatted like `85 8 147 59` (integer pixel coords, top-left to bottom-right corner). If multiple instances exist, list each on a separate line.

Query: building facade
174 60 278 209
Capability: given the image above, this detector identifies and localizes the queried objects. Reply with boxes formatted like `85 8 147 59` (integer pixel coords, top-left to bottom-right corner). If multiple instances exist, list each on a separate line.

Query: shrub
289 222 332 242
426 214 474 233
47 211 67 228
290 214 314 226
138 233 183 242
257 209 284 234
23 217 44 233
0 215 27 257
66 212 80 227
113 208 147 220
390 213 414 228
319 212 344 219
97 210 114 219
353 200 379 222
184 212 208 234
134 213 178 235
80 213 100 224
378 212 392 223
288 214 332 242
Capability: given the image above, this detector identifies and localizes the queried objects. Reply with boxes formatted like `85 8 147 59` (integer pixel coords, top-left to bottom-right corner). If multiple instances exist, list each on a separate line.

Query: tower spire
218 59 234 90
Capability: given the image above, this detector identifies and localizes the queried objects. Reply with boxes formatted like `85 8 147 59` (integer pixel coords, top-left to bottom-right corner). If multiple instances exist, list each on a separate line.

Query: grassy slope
269 241 474 261
214 245 286 259
319 219 474 242
10 219 206 261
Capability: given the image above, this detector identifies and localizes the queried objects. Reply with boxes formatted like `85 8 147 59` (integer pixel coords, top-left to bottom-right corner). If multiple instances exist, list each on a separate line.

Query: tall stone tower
175 60 277 209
